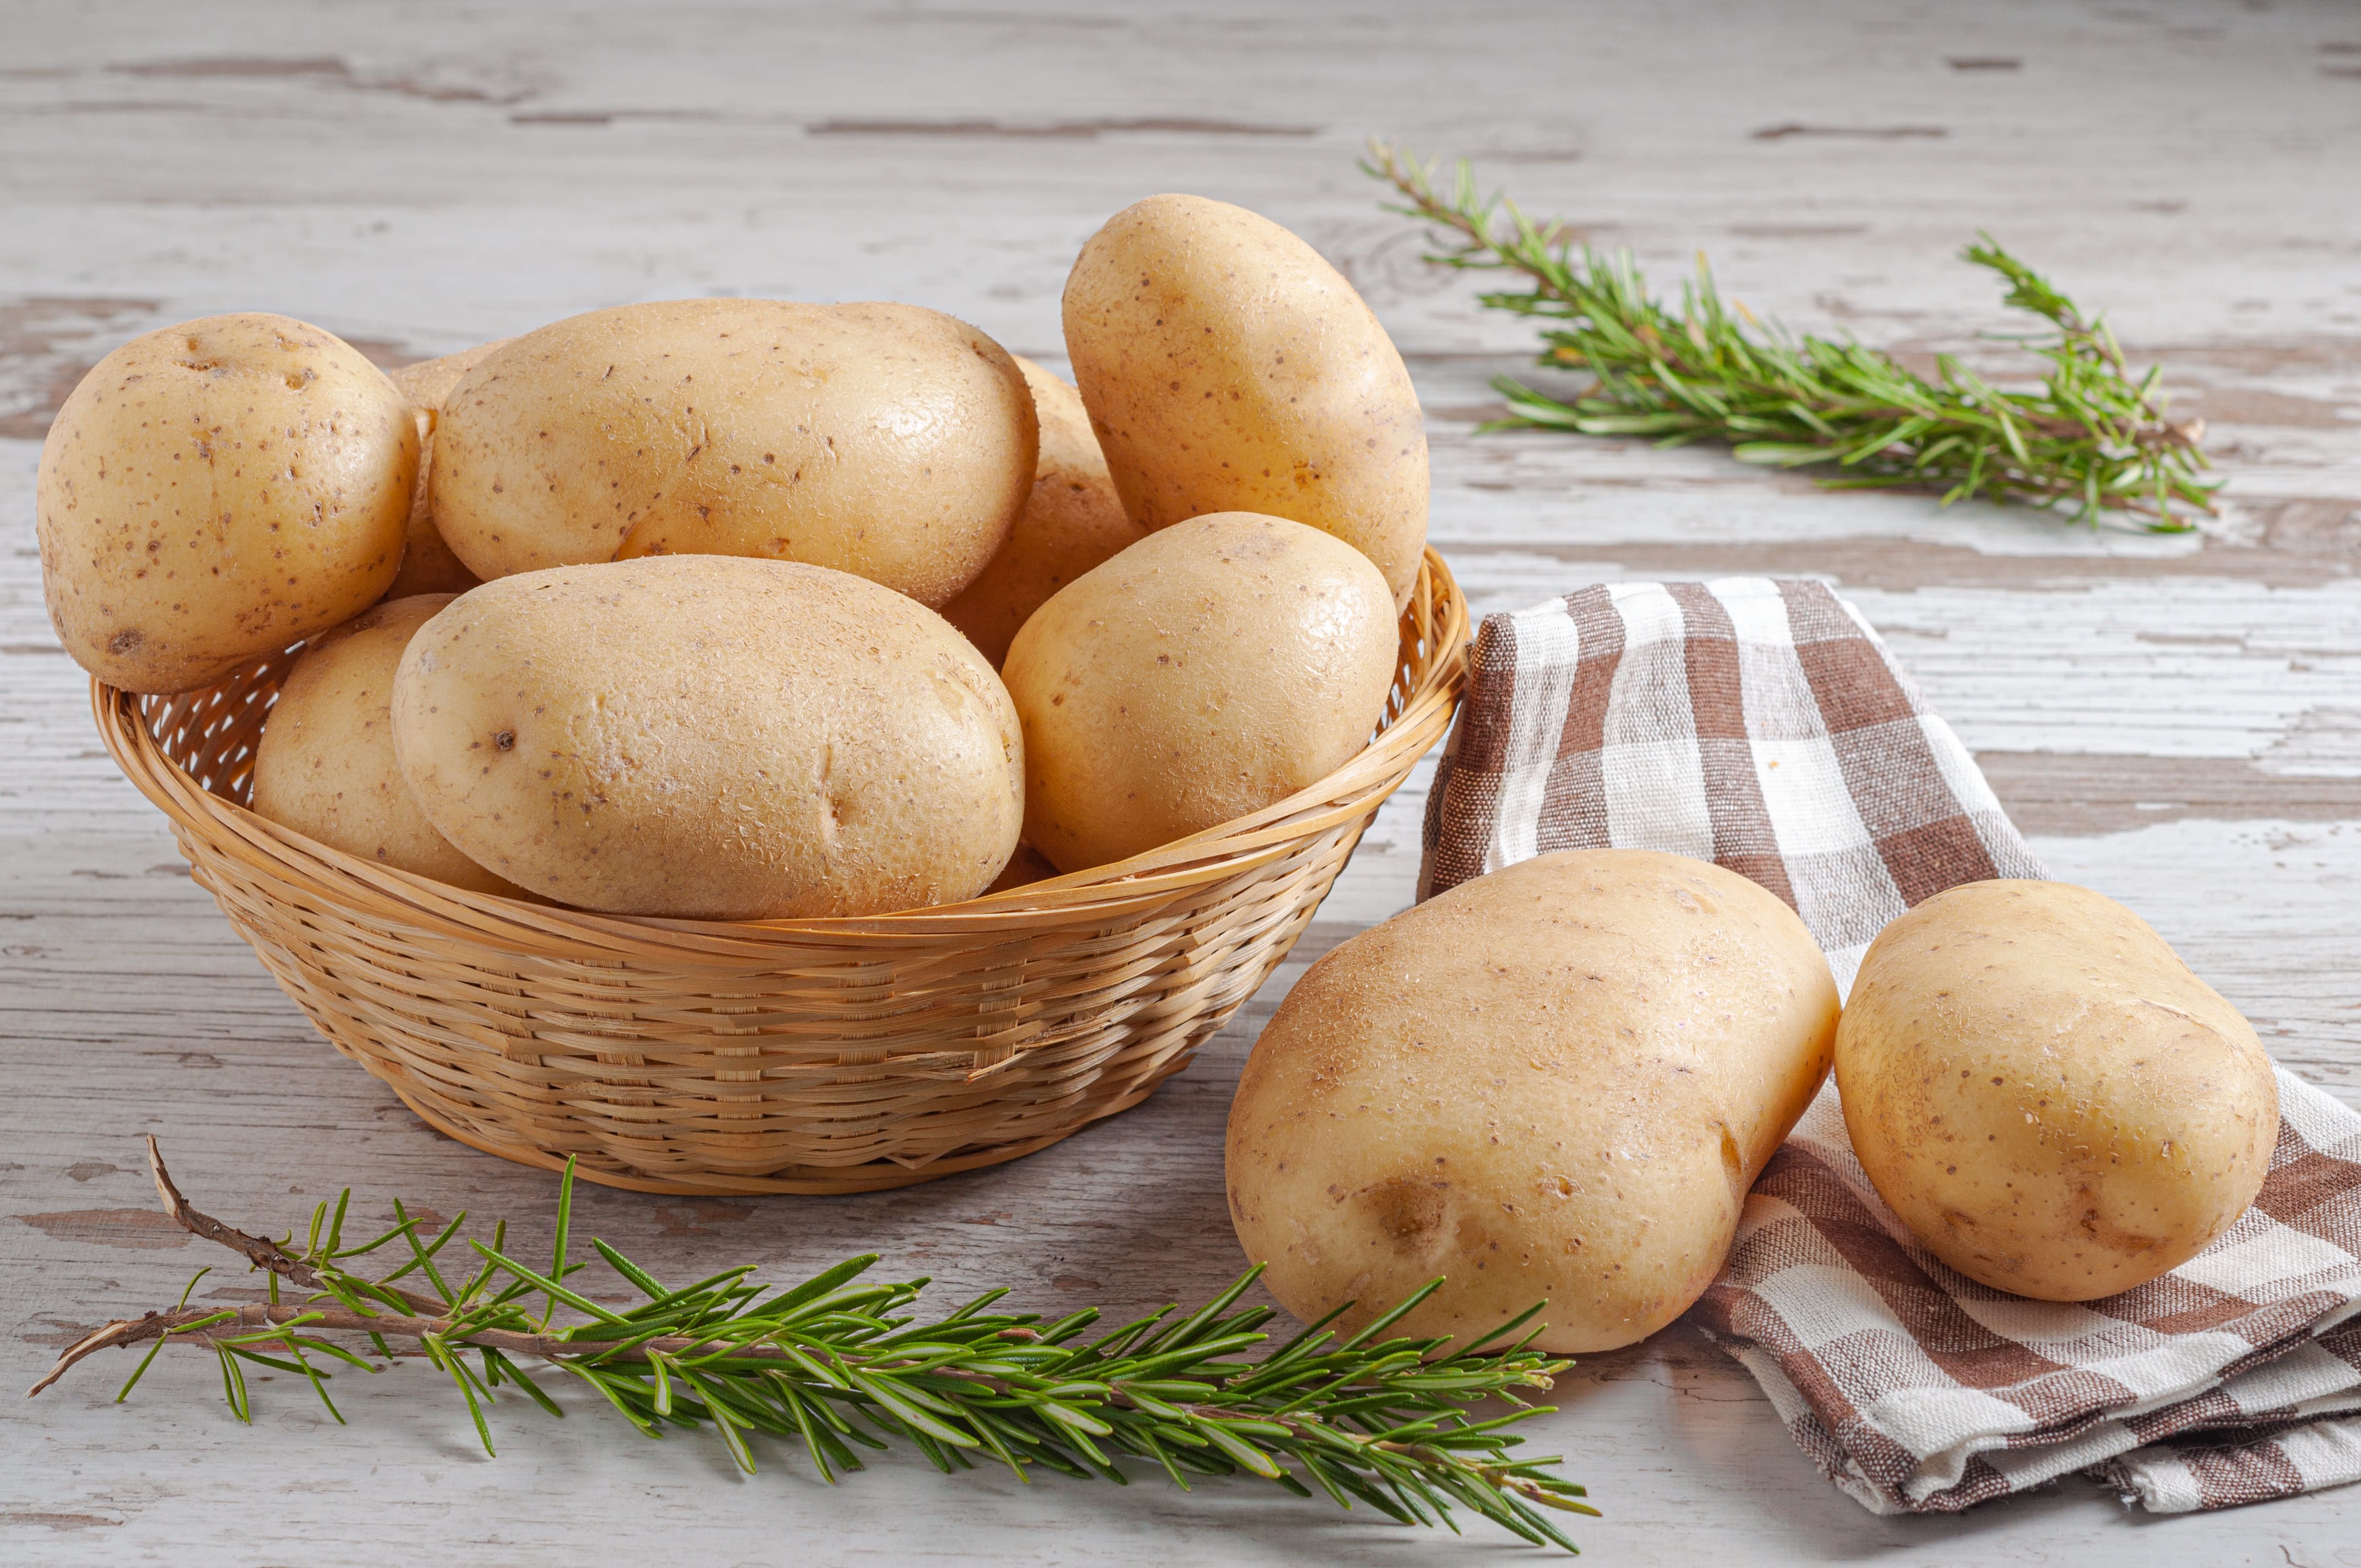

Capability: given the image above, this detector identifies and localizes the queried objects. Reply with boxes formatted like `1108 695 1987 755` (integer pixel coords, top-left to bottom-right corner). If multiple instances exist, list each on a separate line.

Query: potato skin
250 595 523 897
939 358 1148 667
1063 194 1429 609
390 556 1024 920
382 342 508 601
37 313 417 693
982 842 1060 895
1226 850 1840 1355
1836 879 2278 1302
1003 512 1397 873
431 300 1037 606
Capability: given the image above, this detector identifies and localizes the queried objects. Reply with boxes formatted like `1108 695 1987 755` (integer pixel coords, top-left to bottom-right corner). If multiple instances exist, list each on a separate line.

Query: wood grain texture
4 1 2359 1562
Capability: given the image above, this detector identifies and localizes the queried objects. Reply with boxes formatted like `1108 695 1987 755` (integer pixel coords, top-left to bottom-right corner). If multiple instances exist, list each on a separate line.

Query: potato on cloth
1406 574 2361 1516
429 300 1036 606
391 555 1023 919
1837 879 2278 1302
251 594 524 897
1063 194 1429 609
37 312 417 693
1226 848 1840 1355
1003 511 1397 874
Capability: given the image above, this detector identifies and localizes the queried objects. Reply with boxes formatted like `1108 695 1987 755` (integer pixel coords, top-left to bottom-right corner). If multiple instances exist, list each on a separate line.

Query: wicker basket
94 550 1467 1195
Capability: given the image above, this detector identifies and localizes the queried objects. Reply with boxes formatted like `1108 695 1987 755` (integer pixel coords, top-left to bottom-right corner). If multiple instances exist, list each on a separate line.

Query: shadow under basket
95 549 1468 1195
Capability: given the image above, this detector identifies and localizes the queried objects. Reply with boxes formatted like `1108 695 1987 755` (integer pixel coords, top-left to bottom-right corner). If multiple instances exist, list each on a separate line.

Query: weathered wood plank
4 1 2359 1562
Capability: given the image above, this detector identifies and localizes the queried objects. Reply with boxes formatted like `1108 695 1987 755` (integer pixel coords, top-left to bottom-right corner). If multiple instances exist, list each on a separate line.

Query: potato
982 843 1060 895
36 313 417 693
1227 850 1840 1354
250 595 523 897
1836 879 2278 1302
381 342 509 600
1003 512 1397 873
390 555 1023 919
1063 194 1429 609
390 341 508 410
939 357 1148 667
429 300 1036 606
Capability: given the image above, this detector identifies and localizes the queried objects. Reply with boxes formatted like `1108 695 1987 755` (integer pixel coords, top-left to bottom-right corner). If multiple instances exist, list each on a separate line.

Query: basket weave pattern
97 552 1467 1194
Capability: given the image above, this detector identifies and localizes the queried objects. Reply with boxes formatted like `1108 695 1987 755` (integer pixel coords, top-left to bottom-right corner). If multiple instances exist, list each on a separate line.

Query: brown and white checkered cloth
1419 577 2361 1514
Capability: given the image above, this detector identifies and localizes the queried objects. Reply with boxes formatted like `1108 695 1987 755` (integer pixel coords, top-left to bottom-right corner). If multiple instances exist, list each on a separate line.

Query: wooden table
6 2 2358 1561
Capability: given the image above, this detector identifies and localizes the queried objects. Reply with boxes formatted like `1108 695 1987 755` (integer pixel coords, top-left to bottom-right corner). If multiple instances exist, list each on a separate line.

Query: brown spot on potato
1358 1177 1448 1250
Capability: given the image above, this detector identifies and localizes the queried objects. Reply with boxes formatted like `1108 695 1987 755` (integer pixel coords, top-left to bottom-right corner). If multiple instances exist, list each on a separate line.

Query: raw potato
250 595 523 897
431 300 1037 606
1226 850 1841 1355
939 357 1148 666
1063 194 1429 609
982 843 1060 895
1837 879 2279 1302
382 342 509 600
391 556 1024 920
1003 512 1397 873
36 313 417 693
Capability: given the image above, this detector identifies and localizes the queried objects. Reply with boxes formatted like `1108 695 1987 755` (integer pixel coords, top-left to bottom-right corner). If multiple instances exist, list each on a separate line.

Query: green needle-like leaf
546 1157 576 1329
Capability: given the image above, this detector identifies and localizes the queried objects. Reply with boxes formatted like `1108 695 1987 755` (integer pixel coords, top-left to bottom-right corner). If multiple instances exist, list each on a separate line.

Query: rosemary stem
26 1139 1599 1553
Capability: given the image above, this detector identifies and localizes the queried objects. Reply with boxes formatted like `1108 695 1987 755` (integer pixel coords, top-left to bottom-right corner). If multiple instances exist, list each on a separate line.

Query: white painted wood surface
5 2 2360 1561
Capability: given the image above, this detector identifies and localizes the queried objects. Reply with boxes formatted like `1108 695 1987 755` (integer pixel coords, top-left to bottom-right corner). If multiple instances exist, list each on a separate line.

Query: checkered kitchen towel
1419 577 2361 1513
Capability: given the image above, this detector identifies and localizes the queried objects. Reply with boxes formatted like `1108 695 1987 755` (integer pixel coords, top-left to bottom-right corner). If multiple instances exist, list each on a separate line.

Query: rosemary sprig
30 1140 1597 1553
1367 140 2217 530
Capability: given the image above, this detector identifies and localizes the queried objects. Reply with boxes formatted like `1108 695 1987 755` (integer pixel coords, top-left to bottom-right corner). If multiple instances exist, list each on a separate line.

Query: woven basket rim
97 547 1469 957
